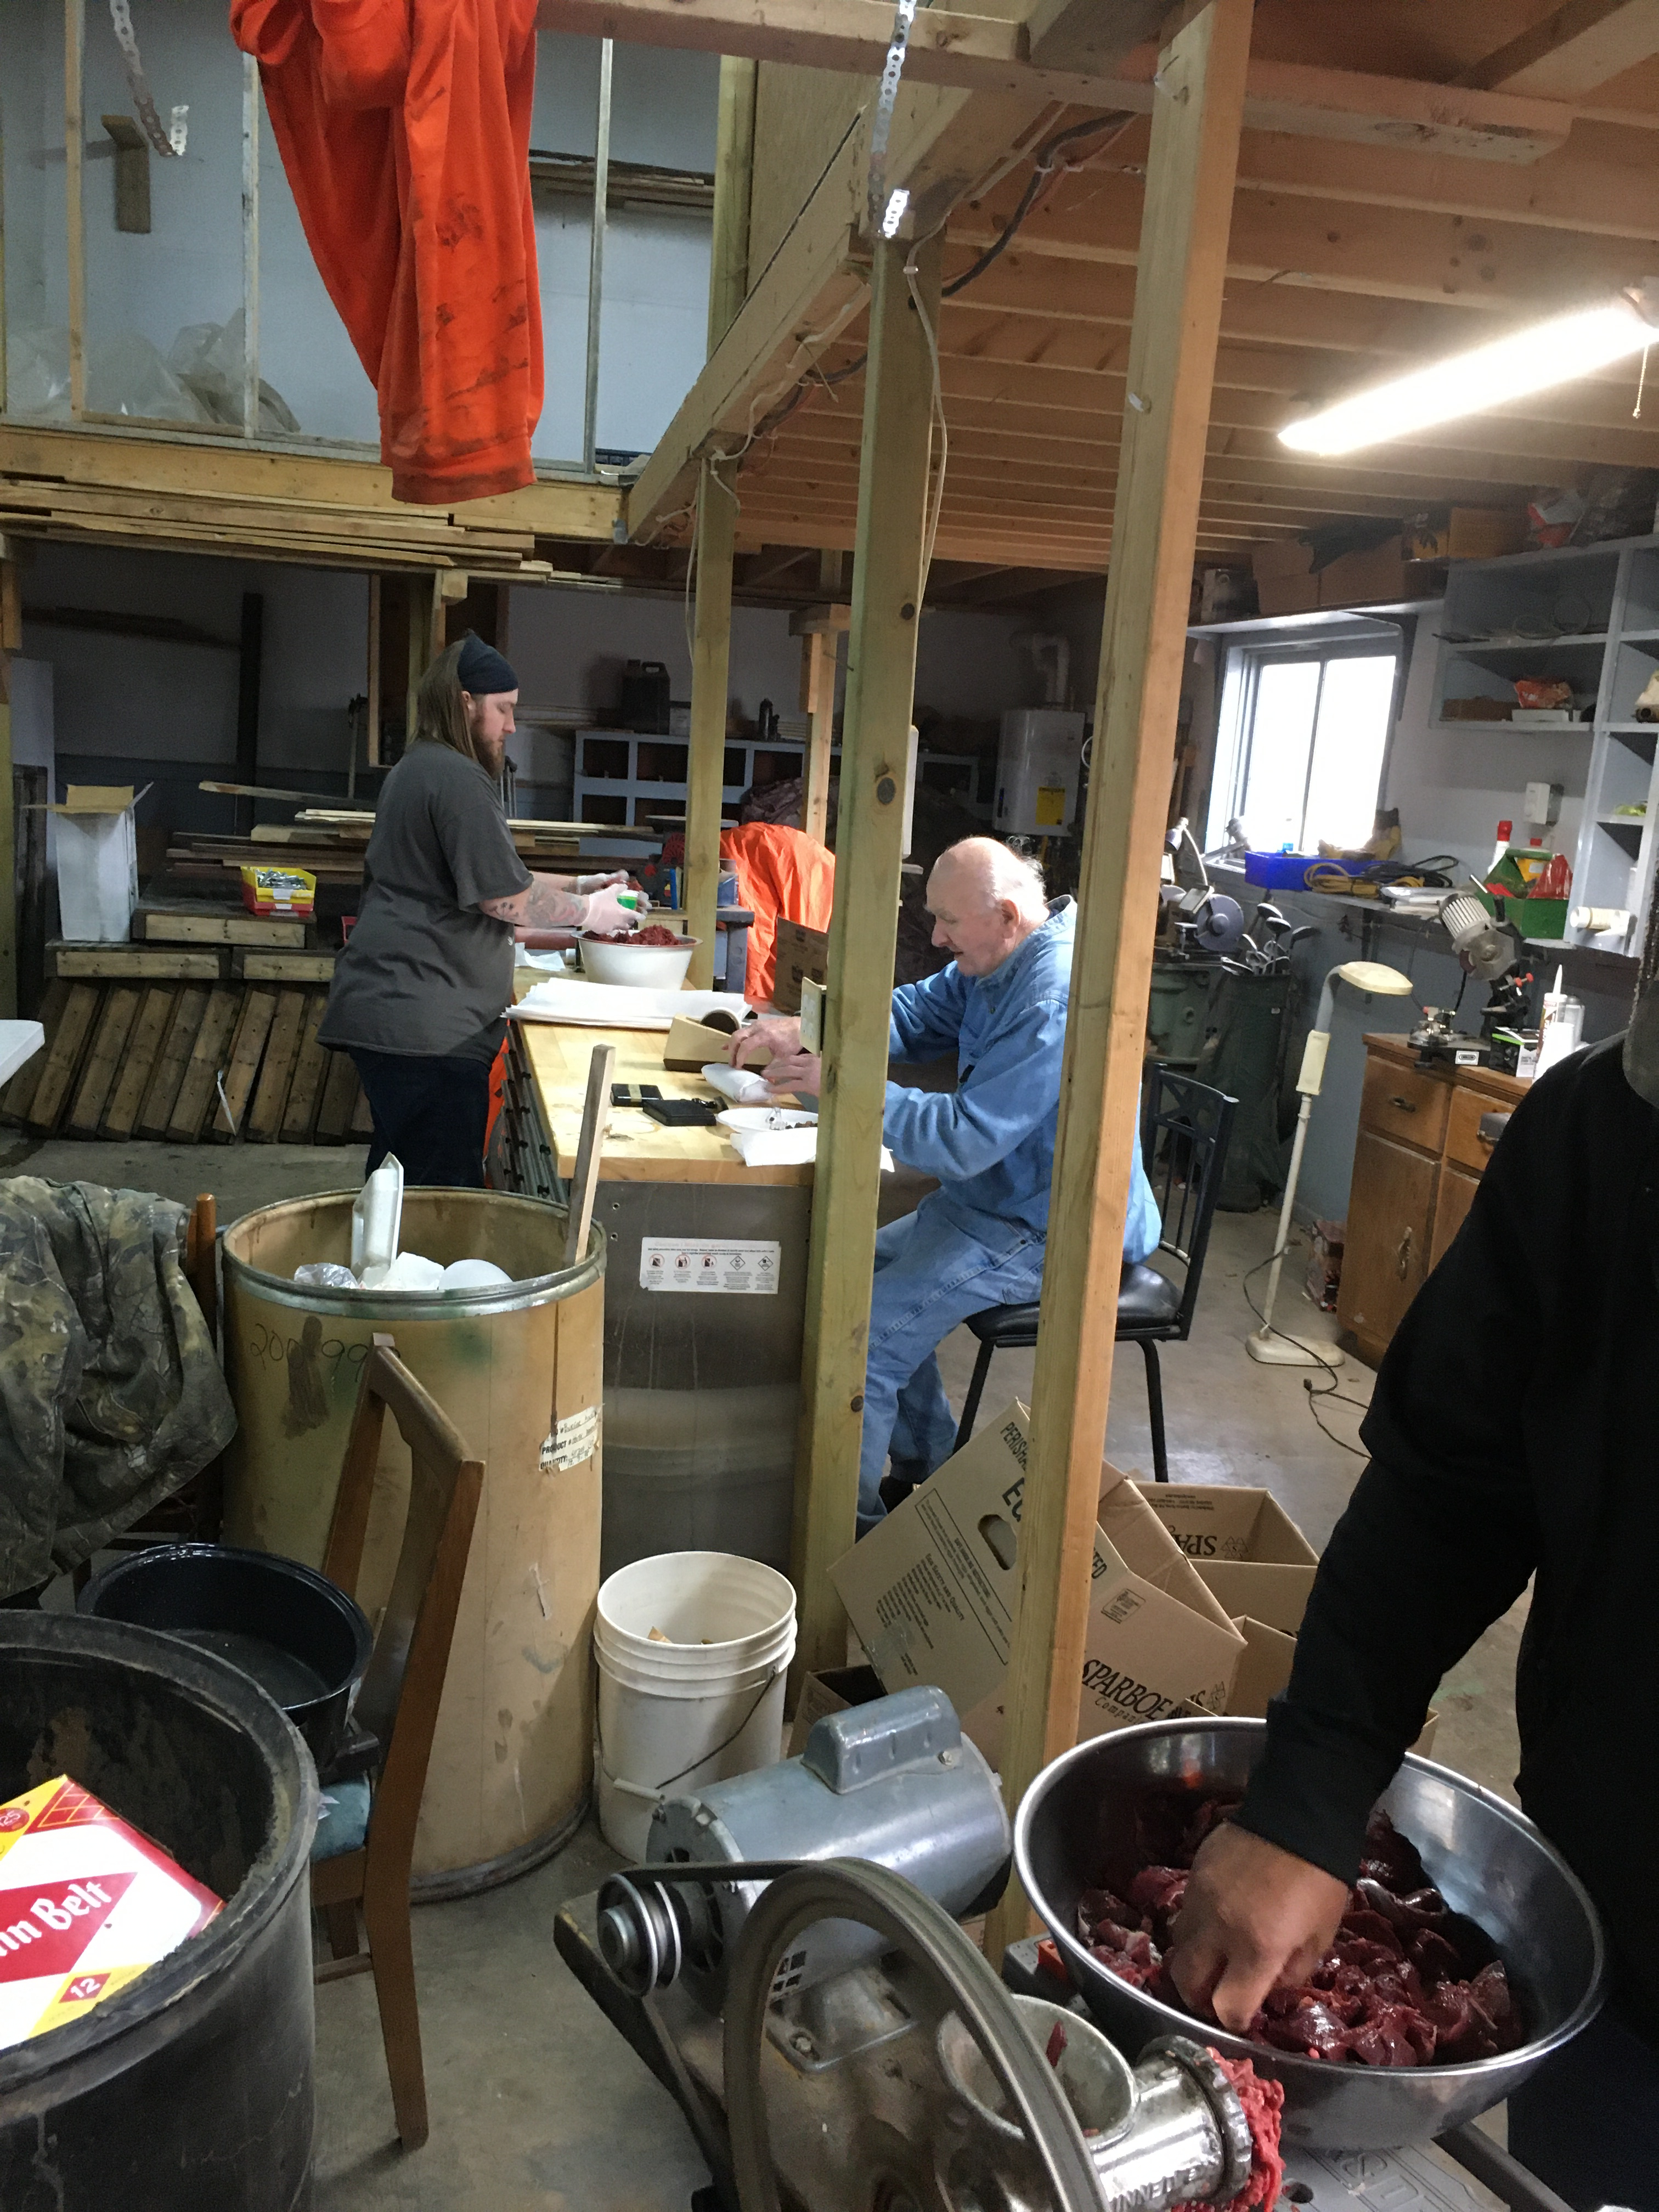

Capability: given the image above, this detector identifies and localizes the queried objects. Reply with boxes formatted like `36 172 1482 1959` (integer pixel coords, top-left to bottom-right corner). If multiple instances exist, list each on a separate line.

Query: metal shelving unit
1431 534 1659 958
571 731 983 855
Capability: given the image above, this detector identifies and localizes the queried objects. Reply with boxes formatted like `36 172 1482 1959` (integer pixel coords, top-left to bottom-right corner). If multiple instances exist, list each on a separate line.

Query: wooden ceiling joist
624 0 1659 579
1457 0 1659 98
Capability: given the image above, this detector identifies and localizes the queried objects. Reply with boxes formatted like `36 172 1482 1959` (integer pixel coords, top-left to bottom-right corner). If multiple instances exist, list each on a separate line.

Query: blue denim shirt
882 898 1162 1262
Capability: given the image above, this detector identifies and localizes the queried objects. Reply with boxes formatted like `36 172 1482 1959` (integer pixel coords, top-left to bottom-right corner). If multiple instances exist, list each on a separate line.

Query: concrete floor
3 1135 1528 2204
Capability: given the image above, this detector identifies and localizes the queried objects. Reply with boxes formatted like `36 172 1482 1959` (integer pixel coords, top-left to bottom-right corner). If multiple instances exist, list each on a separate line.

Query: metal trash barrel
219 1188 604 1896
0 1612 317 2211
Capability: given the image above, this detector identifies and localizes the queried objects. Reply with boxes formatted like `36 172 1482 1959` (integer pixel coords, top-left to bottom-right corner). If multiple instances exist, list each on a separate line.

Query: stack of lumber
0 476 561 583
4 975 369 1147
161 815 611 894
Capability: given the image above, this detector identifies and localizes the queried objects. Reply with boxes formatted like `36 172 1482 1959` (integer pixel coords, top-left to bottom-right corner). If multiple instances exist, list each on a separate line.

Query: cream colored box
1137 1482 1319 1637
830 1404 1245 1768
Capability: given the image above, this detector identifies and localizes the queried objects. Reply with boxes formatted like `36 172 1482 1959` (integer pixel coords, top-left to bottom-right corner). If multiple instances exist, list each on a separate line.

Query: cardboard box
786 1662 885 1757
1404 507 1526 563
37 786 144 944
830 1405 1245 1769
1256 572 1321 617
1225 1617 1438 1757
1318 541 1441 609
0 1774 221 2052
1250 538 1313 583
1137 1483 1319 1637
771 921 830 1017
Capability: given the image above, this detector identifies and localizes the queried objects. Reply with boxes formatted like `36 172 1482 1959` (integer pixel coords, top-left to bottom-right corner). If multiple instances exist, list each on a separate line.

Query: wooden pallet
133 907 307 949
3 973 368 1147
50 941 227 981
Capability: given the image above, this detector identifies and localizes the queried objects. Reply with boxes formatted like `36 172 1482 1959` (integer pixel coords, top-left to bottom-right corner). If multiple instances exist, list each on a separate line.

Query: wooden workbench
497 984 812 1581
513 1014 812 1188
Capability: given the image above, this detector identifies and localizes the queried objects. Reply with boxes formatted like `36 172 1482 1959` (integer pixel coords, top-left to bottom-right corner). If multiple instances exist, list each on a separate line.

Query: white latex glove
575 871 631 895
581 882 645 934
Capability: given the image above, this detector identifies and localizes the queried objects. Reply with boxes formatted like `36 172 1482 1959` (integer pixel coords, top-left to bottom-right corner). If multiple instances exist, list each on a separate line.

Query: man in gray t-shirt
321 634 637 1185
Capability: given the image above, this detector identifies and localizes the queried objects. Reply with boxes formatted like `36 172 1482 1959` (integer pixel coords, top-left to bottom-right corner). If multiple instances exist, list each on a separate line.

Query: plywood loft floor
10 1137 1524 2205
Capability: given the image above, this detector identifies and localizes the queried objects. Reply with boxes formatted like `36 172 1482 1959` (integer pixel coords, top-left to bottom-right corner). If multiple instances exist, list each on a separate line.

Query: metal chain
865 0 919 240
108 0 187 158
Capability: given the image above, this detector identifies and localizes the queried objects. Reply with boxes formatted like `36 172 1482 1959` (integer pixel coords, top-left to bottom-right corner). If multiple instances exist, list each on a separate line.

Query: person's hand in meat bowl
1169 1824 1350 2033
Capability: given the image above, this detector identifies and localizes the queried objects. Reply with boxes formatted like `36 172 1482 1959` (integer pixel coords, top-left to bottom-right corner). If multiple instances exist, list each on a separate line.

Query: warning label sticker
539 1404 600 1472
639 1239 781 1295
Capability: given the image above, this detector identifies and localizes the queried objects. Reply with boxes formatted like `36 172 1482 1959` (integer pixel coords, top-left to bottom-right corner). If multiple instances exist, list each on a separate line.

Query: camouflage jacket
0 1180 236 1598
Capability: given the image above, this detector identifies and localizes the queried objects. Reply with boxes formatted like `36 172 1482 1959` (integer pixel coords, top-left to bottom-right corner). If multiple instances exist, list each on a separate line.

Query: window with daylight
1208 641 1401 856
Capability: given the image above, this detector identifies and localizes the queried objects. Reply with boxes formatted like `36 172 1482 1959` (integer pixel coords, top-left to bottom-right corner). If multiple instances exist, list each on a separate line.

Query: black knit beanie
456 634 519 696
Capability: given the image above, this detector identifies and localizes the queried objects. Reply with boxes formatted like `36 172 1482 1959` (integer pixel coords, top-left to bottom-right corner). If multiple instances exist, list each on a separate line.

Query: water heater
994 709 1085 836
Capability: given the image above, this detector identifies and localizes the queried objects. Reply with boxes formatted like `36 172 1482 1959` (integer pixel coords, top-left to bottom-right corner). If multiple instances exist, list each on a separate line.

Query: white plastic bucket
594 1551 797 1860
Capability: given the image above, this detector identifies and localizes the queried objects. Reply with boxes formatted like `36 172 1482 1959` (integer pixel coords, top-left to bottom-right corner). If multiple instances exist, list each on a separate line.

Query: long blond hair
411 639 485 767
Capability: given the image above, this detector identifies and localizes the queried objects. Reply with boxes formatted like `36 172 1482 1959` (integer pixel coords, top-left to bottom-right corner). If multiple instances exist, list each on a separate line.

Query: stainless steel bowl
1013 1718 1605 2151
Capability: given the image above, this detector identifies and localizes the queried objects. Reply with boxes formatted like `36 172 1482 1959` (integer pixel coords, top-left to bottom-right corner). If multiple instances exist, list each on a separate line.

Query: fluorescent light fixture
1280 280 1659 456
880 188 910 240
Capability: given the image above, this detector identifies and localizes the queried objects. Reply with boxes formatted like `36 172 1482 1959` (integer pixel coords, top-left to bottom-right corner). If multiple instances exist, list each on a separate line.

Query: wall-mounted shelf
1429 534 1659 960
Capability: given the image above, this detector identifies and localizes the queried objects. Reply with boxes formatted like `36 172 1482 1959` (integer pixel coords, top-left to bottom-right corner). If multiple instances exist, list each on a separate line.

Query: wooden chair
311 1334 485 2151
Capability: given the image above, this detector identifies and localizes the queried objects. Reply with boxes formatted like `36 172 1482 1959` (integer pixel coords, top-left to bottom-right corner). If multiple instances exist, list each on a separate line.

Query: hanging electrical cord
941 111 1133 299
904 242 950 585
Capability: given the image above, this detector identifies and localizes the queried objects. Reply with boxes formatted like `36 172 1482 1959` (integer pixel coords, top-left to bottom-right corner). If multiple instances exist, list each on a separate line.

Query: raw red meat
585 925 684 946
1076 1796 1525 2070
1174 2052 1284 2212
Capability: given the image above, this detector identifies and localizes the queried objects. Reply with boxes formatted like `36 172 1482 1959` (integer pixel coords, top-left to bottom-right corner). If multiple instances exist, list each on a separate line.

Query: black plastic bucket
0 1612 317 2209
80 1544 372 1767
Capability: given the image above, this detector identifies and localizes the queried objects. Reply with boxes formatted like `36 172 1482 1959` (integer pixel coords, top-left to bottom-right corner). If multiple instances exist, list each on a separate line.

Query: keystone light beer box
0 1775 221 2052
830 1403 1244 1768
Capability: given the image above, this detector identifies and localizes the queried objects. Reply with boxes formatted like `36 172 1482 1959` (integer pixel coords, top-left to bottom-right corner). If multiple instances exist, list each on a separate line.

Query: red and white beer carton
0 1775 222 2051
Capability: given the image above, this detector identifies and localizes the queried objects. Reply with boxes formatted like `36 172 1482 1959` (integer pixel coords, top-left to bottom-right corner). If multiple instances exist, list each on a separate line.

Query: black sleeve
1234 1066 1553 1883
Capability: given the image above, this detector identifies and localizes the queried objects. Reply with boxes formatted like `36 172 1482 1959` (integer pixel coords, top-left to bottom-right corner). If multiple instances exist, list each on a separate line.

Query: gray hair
934 836 1048 915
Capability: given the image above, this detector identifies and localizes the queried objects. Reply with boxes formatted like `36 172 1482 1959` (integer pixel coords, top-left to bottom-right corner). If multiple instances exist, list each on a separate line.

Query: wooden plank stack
8 907 371 1146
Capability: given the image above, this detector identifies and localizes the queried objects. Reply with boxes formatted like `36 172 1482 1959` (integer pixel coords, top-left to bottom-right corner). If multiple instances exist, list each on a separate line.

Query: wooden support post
65 0 86 420
241 52 261 437
791 234 942 1682
984 0 1252 1963
405 574 440 740
235 591 264 837
364 575 382 769
685 459 736 990
707 58 757 353
799 630 837 847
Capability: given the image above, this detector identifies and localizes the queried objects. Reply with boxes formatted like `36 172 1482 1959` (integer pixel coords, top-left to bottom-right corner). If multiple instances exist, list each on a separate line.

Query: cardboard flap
1099 1468 1240 1634
37 782 151 817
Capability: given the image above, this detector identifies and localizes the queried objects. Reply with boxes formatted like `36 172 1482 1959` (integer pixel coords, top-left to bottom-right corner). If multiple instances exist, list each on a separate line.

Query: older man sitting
732 836 1161 1532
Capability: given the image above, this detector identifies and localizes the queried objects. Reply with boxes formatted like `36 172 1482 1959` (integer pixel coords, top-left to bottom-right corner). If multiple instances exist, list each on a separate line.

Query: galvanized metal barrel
220 1189 604 1895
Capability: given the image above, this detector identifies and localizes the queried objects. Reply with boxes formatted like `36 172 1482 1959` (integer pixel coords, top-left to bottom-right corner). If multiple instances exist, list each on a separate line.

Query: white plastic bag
293 1262 360 1289
361 1251 444 1293
167 309 300 434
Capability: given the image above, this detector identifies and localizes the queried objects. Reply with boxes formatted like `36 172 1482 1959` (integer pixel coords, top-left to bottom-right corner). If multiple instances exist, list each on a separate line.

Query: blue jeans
857 1200 1047 1534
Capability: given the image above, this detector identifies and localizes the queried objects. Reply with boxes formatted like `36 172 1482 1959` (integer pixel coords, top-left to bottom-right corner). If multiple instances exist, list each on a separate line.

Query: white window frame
1207 629 1404 855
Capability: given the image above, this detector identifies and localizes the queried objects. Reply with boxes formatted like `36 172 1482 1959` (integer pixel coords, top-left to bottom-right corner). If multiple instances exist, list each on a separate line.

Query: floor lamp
1246 958 1415 1366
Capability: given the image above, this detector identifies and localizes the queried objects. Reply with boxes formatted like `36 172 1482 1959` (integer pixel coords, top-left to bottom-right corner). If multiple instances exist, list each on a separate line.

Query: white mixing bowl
578 934 699 989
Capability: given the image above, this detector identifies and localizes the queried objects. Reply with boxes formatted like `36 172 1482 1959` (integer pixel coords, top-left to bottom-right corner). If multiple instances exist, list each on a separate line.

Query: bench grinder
561 1689 1254 2211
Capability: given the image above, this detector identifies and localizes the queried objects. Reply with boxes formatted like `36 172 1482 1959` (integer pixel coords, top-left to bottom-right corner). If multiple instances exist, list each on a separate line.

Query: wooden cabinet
1338 1036 1526 1367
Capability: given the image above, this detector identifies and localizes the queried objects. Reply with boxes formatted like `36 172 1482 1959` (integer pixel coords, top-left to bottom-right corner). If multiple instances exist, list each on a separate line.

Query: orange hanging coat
719 823 837 1009
231 0 543 504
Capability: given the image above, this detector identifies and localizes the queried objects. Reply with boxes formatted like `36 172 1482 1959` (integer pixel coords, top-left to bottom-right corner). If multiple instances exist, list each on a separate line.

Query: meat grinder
556 1687 1255 2211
